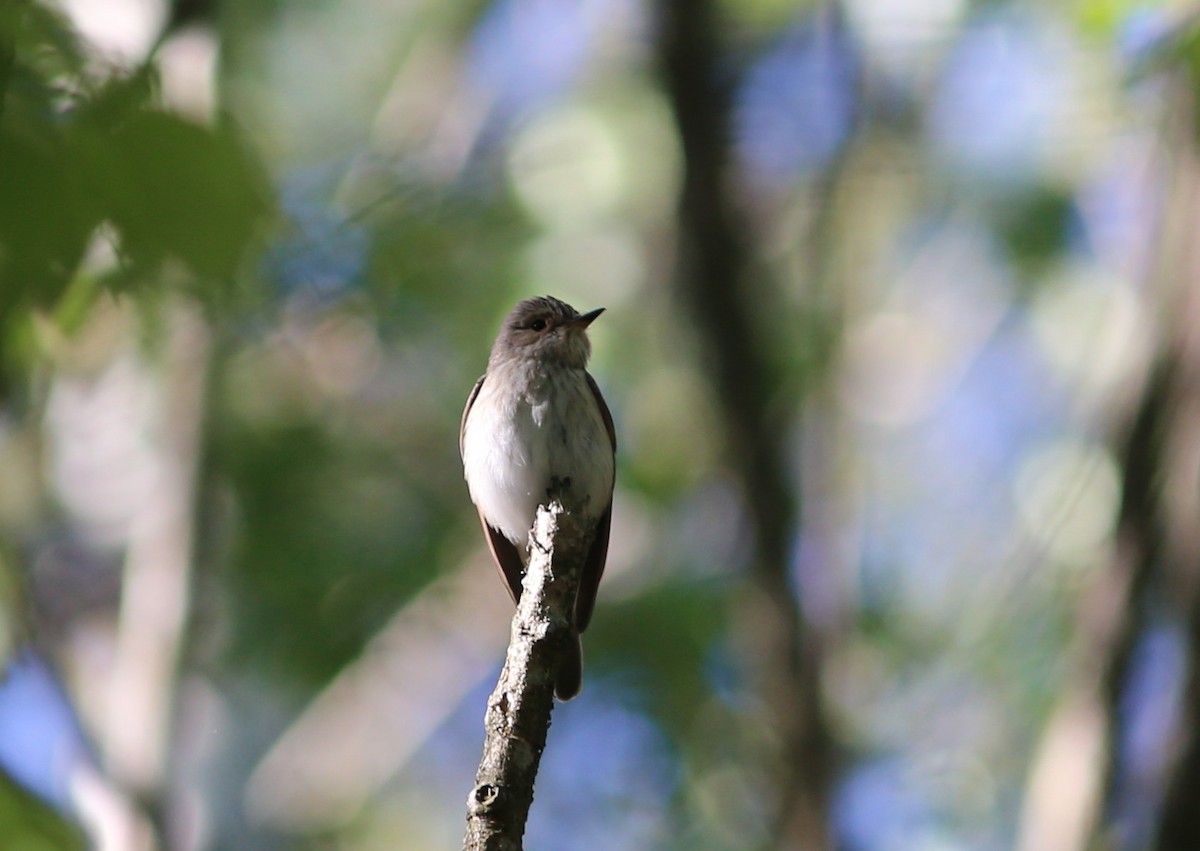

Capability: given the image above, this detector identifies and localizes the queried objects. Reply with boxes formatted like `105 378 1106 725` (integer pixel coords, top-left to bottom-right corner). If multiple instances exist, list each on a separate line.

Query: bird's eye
529 319 548 331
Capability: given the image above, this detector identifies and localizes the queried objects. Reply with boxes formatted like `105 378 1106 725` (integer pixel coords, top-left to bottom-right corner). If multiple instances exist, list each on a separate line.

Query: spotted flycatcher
460 296 616 700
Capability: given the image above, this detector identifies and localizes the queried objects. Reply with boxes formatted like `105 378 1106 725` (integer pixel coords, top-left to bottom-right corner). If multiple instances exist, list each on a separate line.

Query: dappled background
2 0 1199 849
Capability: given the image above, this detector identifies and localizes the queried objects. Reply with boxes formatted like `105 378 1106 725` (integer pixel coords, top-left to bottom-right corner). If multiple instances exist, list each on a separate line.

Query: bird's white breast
462 365 613 548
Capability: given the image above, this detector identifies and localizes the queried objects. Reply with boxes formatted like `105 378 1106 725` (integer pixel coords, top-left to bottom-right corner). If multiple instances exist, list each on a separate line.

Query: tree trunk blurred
655 2 835 847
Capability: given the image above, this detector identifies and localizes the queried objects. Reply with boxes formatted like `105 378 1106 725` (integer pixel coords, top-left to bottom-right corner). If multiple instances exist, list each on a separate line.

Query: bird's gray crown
490 295 597 370
504 296 579 332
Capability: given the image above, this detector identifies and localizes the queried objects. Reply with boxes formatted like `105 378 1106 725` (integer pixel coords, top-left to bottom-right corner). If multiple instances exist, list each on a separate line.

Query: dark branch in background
1145 334 1200 851
655 1 834 847
1100 359 1171 794
1158 585 1200 850
1149 72 1200 851
1019 59 1200 851
1017 360 1175 851
463 502 590 851
1090 359 1171 847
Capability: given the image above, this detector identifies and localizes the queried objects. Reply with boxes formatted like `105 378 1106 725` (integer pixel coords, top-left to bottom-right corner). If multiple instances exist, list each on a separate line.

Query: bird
460 295 616 700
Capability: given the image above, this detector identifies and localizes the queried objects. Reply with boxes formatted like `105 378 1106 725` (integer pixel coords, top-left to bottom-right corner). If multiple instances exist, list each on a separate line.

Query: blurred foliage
1076 0 1167 38
216 416 445 685
0 2 272 365
593 579 728 730
0 777 82 851
996 186 1076 284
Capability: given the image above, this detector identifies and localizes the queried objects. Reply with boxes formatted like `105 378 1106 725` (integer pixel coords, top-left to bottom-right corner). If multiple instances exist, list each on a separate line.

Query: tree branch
1147 75 1200 851
463 501 589 851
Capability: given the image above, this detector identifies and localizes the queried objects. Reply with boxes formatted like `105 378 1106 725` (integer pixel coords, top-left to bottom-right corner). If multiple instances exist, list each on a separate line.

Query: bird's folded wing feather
575 372 616 633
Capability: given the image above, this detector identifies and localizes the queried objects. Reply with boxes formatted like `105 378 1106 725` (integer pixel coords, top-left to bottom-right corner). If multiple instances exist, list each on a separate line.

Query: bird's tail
554 632 583 701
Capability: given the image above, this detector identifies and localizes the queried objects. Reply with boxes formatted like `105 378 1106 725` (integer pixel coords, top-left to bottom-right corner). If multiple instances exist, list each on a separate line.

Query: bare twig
463 501 590 851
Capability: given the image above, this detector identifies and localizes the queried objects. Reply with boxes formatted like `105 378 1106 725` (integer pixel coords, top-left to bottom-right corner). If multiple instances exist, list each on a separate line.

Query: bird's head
491 296 604 370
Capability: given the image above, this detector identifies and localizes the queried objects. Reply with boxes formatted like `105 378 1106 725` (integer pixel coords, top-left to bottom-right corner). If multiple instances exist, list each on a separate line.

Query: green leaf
75 110 273 282
0 126 100 314
0 774 85 850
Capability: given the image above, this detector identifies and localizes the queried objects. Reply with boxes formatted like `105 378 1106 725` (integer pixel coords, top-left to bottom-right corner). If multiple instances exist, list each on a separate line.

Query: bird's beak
574 307 605 328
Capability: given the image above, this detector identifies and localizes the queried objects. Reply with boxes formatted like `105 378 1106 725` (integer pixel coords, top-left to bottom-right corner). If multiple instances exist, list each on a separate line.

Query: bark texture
463 502 590 851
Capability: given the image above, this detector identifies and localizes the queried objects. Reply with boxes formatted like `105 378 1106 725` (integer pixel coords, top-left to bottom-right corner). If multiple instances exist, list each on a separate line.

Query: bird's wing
479 511 525 605
587 372 617 451
575 372 616 633
459 374 485 459
462 372 526 603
